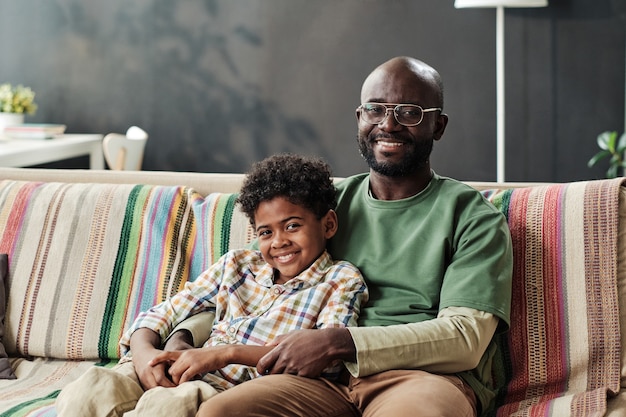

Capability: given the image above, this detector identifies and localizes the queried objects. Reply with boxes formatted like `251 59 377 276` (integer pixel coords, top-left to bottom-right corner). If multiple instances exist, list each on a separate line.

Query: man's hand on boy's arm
150 345 275 385
257 328 356 378
130 328 177 389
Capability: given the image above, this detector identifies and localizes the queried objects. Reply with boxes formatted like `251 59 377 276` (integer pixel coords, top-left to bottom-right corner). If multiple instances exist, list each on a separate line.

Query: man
172 56 513 417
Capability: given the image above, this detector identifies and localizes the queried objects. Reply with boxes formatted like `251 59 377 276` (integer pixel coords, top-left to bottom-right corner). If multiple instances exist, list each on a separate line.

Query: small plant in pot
588 131 626 178
0 84 37 115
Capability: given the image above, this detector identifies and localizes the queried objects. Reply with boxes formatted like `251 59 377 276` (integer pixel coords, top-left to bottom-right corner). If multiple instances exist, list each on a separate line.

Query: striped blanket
0 178 624 416
0 181 252 415
483 179 624 417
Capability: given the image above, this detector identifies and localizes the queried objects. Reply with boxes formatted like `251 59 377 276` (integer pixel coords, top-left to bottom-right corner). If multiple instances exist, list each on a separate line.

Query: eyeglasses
357 103 442 127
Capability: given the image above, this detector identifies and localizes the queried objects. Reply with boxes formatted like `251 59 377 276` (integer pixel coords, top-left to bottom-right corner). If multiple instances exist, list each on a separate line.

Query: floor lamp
455 0 548 183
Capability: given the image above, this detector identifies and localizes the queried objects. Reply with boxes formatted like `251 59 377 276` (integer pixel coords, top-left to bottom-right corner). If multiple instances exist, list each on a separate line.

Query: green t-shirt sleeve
440 202 513 330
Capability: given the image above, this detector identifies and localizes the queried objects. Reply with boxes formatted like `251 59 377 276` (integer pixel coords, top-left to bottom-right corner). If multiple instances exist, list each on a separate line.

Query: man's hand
256 328 356 378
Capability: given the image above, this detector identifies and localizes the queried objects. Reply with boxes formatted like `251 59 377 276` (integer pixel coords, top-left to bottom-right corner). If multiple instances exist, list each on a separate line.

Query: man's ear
433 113 449 141
322 209 338 239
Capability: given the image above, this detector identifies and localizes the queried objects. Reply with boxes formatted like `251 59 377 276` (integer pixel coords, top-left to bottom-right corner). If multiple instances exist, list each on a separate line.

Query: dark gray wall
1 0 624 182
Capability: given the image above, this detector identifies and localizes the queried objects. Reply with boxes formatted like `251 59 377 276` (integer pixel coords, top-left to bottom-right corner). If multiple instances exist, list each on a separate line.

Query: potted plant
0 83 37 131
587 130 626 178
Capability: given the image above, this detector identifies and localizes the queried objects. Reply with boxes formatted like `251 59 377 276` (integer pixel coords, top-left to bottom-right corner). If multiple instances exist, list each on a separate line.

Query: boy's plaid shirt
120 249 368 388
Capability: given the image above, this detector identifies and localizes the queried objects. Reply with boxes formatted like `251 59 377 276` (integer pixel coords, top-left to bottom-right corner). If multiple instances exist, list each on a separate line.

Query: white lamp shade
455 0 547 7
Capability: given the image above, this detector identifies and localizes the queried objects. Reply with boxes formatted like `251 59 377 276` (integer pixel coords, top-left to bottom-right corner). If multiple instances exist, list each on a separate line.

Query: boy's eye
286 223 301 231
257 229 271 238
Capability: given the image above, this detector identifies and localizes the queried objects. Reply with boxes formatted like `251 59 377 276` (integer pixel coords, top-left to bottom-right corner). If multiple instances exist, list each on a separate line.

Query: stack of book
3 124 66 139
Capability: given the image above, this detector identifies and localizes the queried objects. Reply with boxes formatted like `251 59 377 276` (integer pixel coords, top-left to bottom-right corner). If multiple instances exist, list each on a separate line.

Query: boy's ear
323 209 338 239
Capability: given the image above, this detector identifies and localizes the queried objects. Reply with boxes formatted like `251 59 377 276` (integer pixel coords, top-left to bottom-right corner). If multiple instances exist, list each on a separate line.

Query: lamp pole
455 0 548 182
496 5 506 183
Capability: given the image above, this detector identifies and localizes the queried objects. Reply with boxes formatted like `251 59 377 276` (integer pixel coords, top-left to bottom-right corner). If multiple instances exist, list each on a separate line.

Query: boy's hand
130 328 178 389
150 344 274 385
133 348 177 389
149 347 230 385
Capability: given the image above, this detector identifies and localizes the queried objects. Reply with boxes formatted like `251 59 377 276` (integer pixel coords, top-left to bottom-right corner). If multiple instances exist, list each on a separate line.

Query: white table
0 134 104 169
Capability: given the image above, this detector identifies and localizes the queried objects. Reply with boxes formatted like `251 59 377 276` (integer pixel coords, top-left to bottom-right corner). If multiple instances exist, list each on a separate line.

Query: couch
0 167 624 417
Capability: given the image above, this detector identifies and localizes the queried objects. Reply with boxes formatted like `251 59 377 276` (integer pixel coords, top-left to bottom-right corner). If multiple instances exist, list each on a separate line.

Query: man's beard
358 134 433 177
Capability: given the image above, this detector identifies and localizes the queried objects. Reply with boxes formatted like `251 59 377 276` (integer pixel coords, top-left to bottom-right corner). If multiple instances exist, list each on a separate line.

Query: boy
56 153 368 417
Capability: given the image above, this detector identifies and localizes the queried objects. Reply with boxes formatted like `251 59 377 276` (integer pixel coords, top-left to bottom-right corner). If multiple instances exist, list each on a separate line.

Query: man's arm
256 307 497 378
346 306 498 376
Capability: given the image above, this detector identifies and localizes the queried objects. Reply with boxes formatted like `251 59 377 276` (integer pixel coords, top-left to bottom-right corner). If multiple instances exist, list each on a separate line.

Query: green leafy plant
0 83 37 114
587 131 626 178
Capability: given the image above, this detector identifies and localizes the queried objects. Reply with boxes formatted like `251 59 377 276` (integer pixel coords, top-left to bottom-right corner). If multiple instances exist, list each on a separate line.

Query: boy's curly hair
236 153 337 226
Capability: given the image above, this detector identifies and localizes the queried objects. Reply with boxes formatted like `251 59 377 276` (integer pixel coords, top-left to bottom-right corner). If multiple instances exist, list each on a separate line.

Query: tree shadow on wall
105 0 320 172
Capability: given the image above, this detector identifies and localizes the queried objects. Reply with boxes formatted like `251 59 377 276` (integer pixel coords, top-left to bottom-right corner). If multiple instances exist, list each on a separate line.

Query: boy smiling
56 153 368 417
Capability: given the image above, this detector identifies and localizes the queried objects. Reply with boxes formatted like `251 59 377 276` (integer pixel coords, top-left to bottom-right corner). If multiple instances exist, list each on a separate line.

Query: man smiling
188 57 513 417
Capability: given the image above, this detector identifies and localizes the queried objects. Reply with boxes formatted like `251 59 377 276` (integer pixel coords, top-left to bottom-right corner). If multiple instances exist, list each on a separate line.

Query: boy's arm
130 328 177 389
119 265 221 356
150 344 275 385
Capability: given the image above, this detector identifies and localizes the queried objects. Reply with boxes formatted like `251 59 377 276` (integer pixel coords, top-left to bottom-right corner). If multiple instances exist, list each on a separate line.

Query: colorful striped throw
0 180 254 414
483 178 623 417
0 181 252 362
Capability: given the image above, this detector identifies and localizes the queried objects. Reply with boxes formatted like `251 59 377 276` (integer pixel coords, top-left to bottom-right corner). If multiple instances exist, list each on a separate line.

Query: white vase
0 112 25 133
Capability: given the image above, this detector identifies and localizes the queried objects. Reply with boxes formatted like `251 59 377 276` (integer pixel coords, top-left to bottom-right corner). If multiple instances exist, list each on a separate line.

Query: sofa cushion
0 181 253 361
0 357 103 413
0 253 15 379
482 179 624 416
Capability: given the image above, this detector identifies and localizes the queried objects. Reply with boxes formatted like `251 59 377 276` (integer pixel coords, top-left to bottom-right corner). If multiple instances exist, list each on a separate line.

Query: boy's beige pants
55 362 219 417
